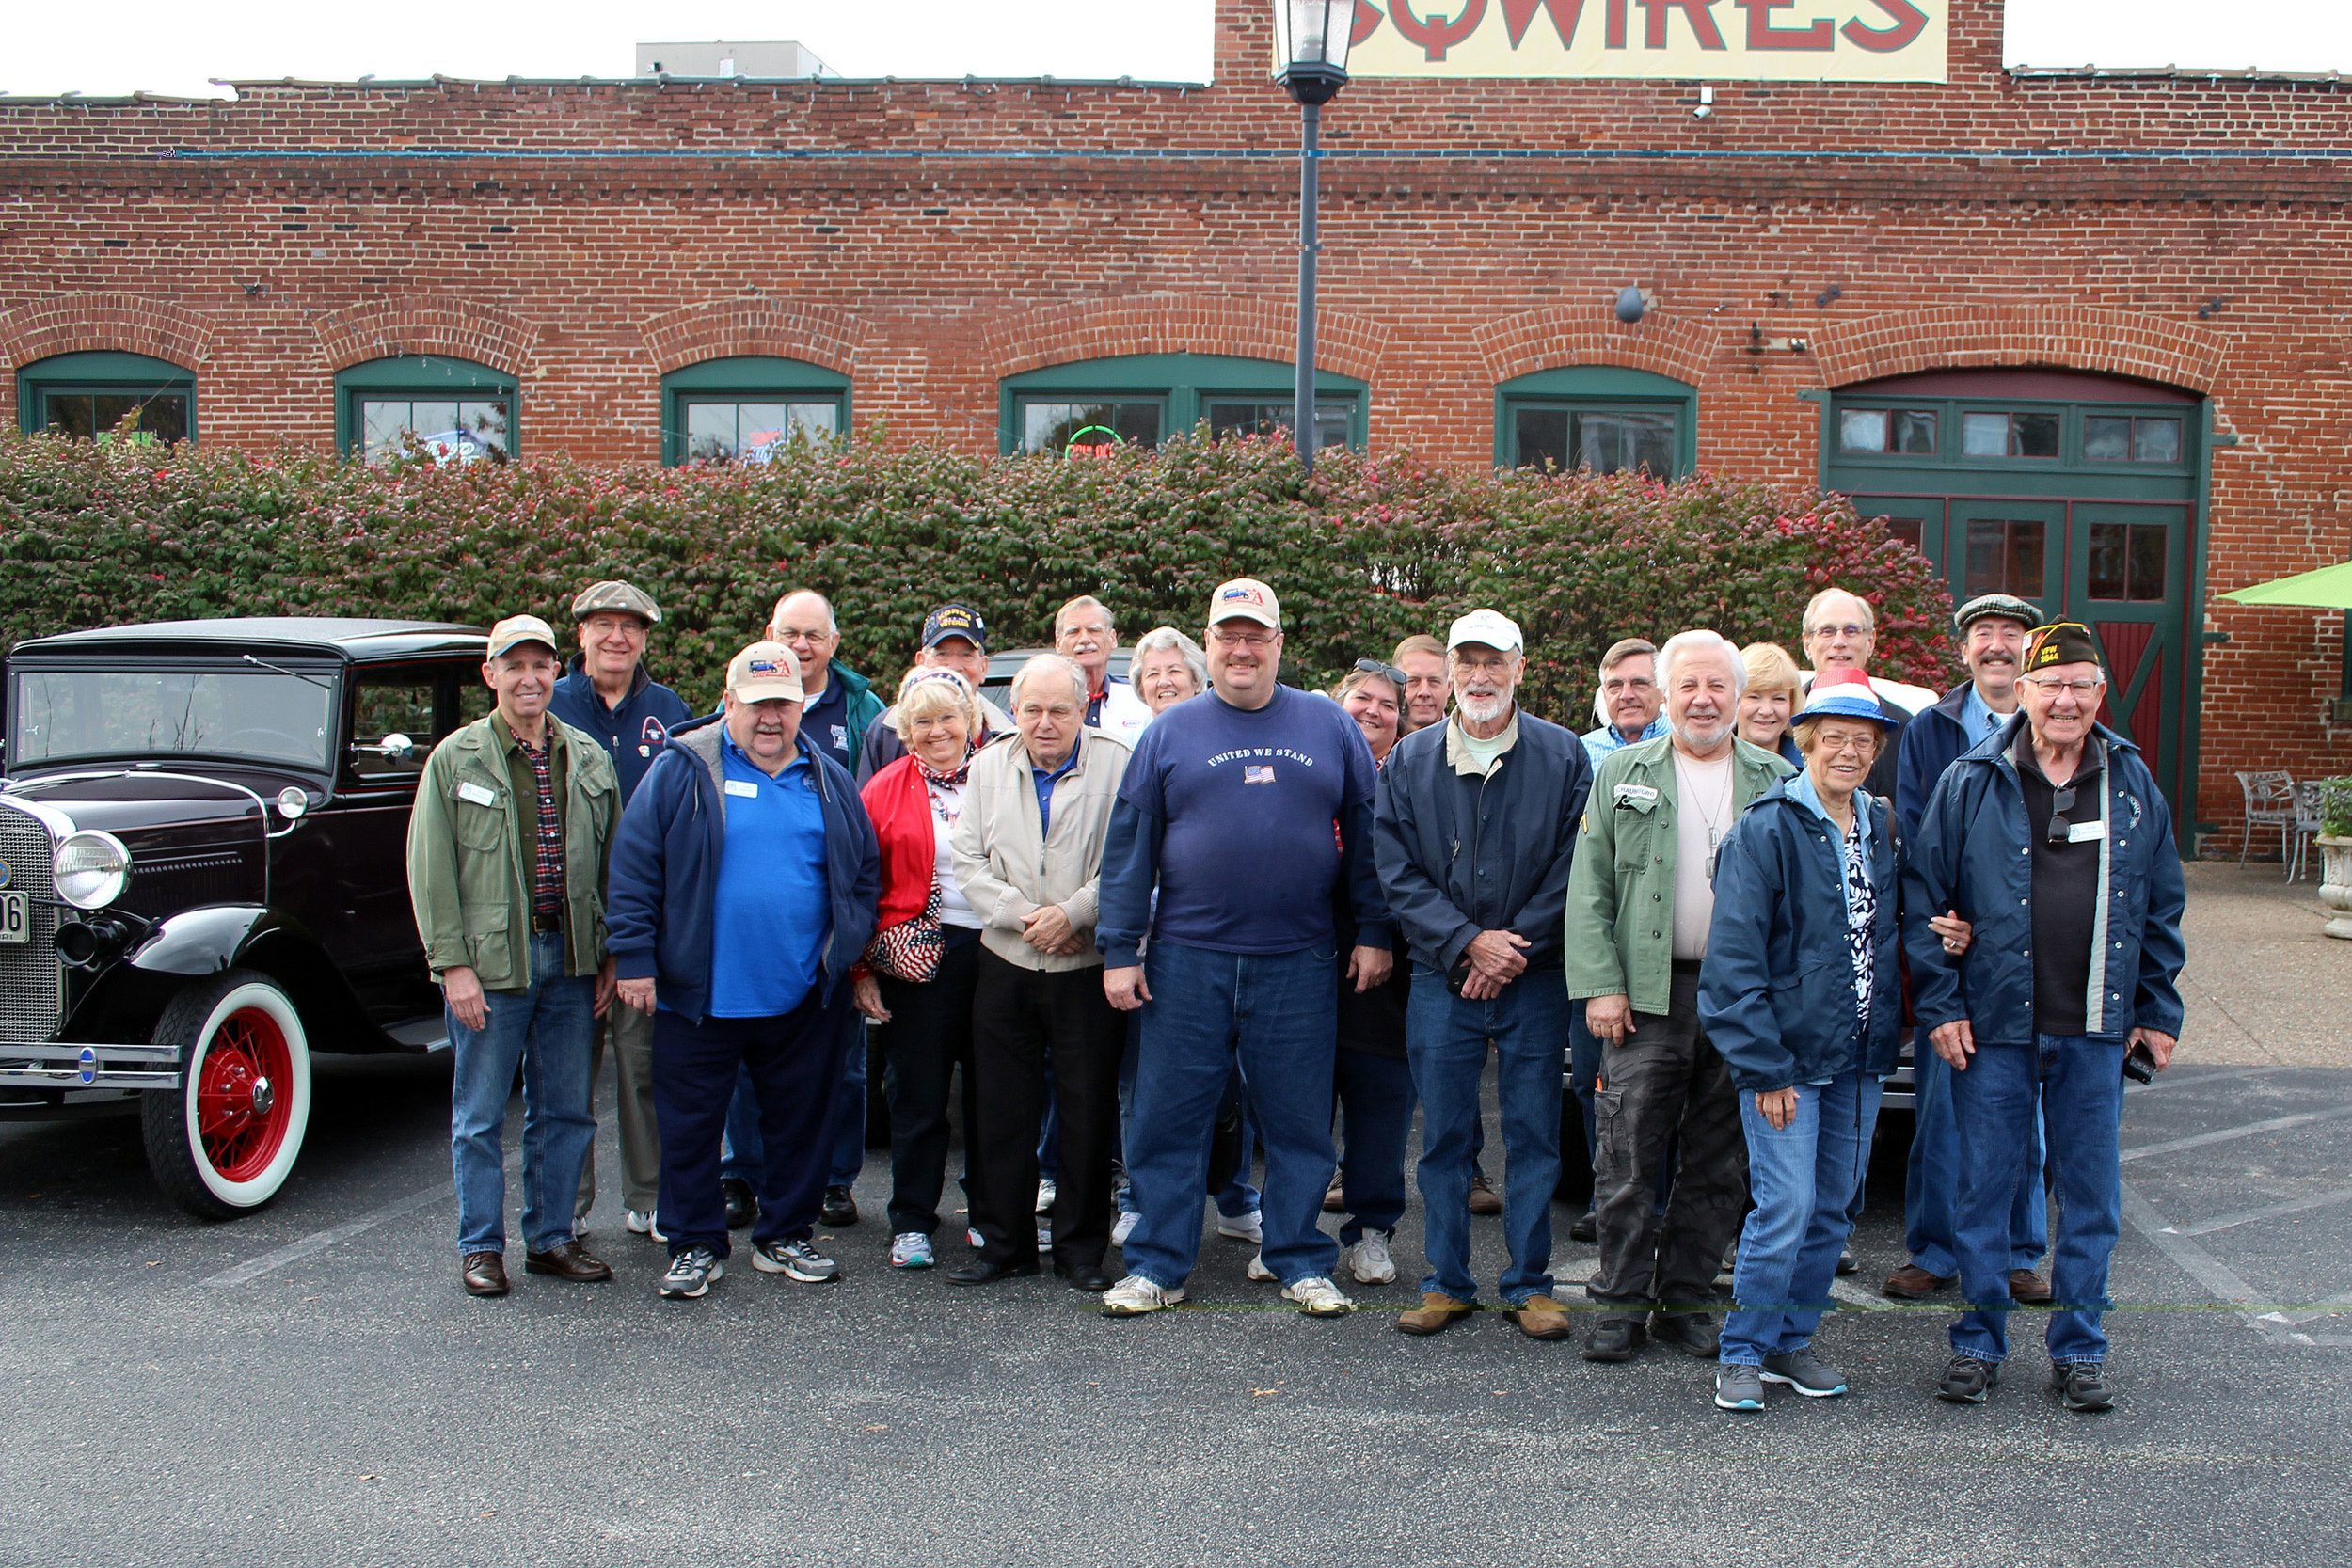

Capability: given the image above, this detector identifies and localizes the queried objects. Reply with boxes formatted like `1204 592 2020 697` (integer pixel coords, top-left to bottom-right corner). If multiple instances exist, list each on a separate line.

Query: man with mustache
1565 630 1793 1363
1883 593 2053 1307
1055 595 1153 744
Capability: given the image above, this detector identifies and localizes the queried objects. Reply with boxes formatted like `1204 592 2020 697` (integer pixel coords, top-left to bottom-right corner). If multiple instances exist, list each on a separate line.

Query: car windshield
11 667 335 770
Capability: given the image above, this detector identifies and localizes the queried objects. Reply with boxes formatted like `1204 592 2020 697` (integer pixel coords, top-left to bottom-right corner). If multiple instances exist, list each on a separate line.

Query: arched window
336 355 517 464
661 356 850 466
998 354 1368 456
17 352 195 445
1495 365 1696 476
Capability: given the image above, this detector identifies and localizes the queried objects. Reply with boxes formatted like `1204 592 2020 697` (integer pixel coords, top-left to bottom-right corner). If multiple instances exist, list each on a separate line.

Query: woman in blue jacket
1697 670 1970 1412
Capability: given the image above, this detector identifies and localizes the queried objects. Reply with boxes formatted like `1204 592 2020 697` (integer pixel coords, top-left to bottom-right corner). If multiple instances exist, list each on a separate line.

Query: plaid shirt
507 721 565 928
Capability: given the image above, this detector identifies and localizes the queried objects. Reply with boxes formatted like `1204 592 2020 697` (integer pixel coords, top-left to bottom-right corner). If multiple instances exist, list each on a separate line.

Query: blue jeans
1948 1034 2125 1364
723 1013 866 1188
1122 942 1337 1289
1722 1069 1883 1366
1333 1047 1413 1245
1116 1016 1261 1220
448 932 596 1257
1407 966 1569 1304
1905 1045 2048 1275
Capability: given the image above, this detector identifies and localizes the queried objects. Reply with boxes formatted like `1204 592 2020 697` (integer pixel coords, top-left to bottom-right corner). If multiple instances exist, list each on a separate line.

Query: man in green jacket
1565 628 1792 1364
407 614 620 1298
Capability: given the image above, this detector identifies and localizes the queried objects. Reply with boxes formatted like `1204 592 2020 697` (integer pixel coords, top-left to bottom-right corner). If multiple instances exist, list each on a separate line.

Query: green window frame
998 354 1368 457
661 356 850 467
16 352 196 446
1495 366 1697 477
336 355 518 465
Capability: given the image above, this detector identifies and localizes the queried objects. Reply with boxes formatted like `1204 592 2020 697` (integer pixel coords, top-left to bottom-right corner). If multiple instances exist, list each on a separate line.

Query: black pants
969 951 1126 1268
880 926 982 1237
651 986 852 1259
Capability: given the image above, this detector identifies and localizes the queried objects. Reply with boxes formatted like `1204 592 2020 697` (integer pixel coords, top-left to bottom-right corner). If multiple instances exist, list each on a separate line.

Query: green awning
2219 562 2352 610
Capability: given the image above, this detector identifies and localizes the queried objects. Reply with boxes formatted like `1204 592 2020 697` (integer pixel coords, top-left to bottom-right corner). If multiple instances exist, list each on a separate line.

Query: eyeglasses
2047 784 2077 846
1209 628 1277 648
771 626 831 646
1354 658 1408 689
2023 675 2105 697
1808 623 1871 641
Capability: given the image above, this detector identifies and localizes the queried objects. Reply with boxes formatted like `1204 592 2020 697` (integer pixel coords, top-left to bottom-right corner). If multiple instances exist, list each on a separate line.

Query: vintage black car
0 618 490 1218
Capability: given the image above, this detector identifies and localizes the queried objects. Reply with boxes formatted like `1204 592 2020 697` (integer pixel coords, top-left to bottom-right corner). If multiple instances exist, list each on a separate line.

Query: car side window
348 676 437 780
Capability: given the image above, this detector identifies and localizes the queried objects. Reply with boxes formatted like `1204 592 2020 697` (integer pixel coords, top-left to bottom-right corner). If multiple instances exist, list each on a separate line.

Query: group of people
405 568 2187 1418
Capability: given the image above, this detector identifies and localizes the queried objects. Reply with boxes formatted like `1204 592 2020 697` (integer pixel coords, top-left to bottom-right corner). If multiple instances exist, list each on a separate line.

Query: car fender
127 904 284 976
119 906 392 1055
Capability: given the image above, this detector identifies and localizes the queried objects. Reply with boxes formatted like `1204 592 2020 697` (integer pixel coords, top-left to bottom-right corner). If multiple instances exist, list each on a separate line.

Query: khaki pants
577 998 660 1220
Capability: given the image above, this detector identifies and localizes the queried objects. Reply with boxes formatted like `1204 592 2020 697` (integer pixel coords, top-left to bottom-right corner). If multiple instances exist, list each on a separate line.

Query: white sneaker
1101 1274 1185 1315
1340 1230 1397 1285
968 1227 984 1249
1112 1210 1139 1246
1246 1251 1277 1282
1035 1178 1057 1215
625 1209 668 1243
890 1231 935 1269
1282 1275 1356 1317
1216 1209 1263 1243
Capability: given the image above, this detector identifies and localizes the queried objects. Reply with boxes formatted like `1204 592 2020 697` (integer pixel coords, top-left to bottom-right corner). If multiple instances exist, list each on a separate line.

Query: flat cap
1953 593 2038 635
571 580 660 626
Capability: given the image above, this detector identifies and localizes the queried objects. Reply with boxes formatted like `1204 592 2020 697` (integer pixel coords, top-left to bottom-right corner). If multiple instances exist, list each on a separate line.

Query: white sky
5 2 2350 99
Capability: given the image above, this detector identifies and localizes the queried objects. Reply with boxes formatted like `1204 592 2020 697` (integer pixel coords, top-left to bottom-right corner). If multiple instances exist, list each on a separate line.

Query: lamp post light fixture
1273 0 1356 476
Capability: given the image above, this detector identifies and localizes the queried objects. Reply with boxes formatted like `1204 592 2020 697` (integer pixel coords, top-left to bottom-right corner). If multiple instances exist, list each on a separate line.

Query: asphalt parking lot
0 867 2344 1567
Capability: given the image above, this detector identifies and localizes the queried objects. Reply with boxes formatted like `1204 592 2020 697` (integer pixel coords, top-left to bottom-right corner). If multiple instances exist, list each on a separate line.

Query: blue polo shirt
708 730 830 1018
1031 745 1080 835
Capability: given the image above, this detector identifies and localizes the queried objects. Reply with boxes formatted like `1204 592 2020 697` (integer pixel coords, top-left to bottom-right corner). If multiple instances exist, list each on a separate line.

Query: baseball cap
2024 622 2106 673
726 641 805 703
571 580 661 625
1208 578 1281 629
1953 593 2038 635
921 603 989 651
485 614 560 659
1446 609 1523 655
1795 665 1893 726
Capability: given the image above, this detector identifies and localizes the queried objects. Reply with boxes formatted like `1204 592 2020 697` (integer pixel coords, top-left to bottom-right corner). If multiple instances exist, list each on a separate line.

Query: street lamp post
1272 1 1355 477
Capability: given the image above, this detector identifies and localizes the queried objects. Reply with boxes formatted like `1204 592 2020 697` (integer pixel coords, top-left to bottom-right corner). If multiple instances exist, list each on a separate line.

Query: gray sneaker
2050 1360 2113 1413
659 1245 723 1300
1760 1349 1850 1398
753 1238 841 1283
1714 1363 1766 1411
1937 1354 2002 1404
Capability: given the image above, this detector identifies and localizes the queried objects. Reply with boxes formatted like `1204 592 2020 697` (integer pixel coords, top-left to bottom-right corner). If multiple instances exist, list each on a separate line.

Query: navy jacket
605 714 881 1024
549 661 695 804
1893 681 1979 841
1698 781 1904 1094
1372 711 1594 976
1902 718 2187 1046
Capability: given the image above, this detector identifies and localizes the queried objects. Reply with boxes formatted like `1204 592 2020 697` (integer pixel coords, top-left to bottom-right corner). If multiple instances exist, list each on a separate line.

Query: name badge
1613 783 1659 808
2067 819 2106 844
724 779 760 798
457 782 497 807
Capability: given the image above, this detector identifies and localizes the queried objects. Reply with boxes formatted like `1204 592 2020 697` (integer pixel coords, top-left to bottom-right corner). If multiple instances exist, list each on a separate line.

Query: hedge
0 429 1956 721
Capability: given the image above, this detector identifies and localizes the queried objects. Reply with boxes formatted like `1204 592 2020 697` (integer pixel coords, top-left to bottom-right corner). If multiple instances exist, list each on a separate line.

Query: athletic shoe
660 1246 723 1301
1282 1276 1356 1317
1936 1354 2001 1404
1102 1275 1184 1316
890 1231 935 1270
1246 1251 1277 1282
1216 1209 1263 1244
2050 1360 2113 1413
820 1185 859 1227
1112 1211 1139 1246
1714 1364 1766 1412
1760 1349 1850 1397
967 1227 984 1249
753 1238 841 1283
625 1209 668 1243
1340 1230 1397 1286
1035 1179 1057 1215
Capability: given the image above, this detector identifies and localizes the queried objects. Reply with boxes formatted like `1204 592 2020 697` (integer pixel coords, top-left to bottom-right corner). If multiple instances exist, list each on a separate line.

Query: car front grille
0 806 64 1046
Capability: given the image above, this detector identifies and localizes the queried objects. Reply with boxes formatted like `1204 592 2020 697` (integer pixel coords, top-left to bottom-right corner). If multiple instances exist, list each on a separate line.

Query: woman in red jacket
853 668 986 1272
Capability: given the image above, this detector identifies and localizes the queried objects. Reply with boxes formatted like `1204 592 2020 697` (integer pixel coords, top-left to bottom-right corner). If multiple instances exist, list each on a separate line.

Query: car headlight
53 831 132 911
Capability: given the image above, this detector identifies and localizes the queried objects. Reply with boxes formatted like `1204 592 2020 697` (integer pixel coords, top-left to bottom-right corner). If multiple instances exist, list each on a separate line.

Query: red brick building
4 0 2348 847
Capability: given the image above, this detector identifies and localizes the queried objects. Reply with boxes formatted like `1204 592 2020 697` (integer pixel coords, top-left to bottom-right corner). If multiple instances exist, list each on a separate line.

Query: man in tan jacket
948 654 1131 1291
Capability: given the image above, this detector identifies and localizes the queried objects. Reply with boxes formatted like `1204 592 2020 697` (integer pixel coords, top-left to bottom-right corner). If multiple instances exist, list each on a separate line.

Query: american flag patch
1244 765 1276 784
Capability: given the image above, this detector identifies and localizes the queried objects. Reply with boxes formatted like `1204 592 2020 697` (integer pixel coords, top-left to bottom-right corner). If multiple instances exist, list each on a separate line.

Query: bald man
768 589 886 775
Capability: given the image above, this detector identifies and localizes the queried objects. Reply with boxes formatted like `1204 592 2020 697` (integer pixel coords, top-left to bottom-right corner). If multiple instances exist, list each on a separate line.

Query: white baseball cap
1446 609 1523 655
1207 578 1282 630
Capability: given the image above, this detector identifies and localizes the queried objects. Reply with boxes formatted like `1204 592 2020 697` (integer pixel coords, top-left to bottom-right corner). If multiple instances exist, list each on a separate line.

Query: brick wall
3 0 2349 842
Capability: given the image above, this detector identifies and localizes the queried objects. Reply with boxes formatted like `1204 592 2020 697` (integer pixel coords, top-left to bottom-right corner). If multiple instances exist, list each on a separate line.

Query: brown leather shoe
1323 1176 1345 1213
2009 1268 2054 1304
1469 1172 1502 1216
1396 1292 1475 1336
1512 1294 1574 1340
1882 1263 1951 1300
524 1240 613 1283
461 1251 509 1297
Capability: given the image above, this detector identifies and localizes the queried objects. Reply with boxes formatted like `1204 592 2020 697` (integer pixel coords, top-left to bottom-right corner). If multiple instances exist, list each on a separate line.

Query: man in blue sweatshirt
1095 578 1392 1319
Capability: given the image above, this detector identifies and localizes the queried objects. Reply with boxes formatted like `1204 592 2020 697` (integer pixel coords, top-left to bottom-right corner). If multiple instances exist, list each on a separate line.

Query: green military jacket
1563 733 1793 1016
405 711 618 991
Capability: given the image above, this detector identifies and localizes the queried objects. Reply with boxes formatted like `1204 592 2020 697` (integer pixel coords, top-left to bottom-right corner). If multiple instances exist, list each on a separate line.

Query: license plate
0 893 26 944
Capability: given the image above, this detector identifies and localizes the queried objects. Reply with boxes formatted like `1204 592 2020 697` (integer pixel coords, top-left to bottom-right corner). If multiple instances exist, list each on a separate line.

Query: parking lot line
2174 1185 2352 1238
199 1178 457 1289
2120 1102 2352 1164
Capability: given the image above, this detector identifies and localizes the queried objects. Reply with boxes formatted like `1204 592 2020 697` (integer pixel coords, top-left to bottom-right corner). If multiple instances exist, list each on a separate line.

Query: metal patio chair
2289 779 2327 882
2235 769 2297 868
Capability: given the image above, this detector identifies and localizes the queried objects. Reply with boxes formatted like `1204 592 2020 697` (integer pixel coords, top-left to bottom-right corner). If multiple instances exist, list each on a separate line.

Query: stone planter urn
2320 836 2352 941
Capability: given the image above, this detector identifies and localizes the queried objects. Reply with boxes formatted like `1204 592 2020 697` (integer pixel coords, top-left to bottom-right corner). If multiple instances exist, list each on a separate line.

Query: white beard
1457 690 1510 726
1675 715 1734 750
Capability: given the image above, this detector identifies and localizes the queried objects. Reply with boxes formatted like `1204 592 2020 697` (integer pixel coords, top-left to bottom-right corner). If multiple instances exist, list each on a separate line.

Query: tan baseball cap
572 580 661 625
726 641 805 703
485 614 560 659
1207 578 1281 630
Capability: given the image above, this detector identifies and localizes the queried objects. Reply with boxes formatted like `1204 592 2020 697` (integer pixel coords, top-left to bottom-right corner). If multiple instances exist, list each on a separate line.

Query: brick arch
636 300 868 377
983 294 1391 384
310 297 542 376
0 294 216 372
1473 309 1718 388
1811 307 2225 393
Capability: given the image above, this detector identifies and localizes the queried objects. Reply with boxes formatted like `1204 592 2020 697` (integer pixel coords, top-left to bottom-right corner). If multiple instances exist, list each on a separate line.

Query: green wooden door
2068 501 2191 773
